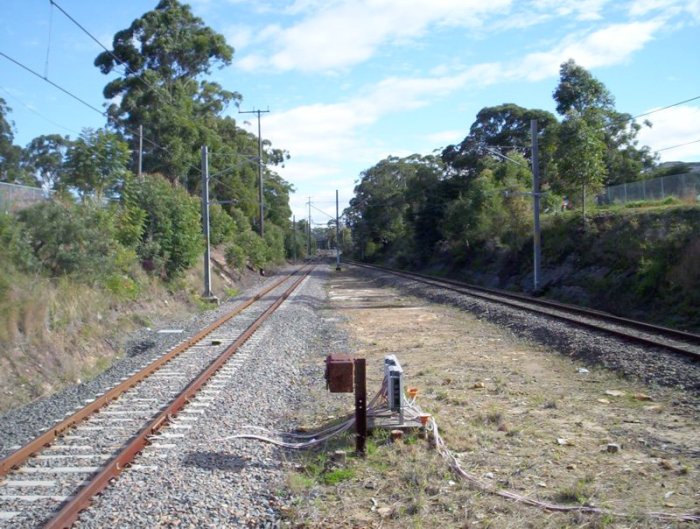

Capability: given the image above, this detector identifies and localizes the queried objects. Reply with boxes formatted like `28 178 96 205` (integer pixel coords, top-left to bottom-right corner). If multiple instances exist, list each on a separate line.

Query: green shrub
235 229 268 269
263 224 286 264
17 200 124 279
224 243 246 271
209 203 237 246
128 174 203 279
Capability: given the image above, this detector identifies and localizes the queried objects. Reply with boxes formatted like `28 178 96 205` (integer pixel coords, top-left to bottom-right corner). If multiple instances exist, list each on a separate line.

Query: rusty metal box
325 354 354 393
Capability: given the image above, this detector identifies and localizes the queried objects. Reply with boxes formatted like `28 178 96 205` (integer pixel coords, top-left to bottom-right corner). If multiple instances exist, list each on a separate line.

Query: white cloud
637 105 700 161
237 0 512 72
514 20 663 81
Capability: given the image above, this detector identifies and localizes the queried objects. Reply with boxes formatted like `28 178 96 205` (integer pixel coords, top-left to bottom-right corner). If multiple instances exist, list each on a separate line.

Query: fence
0 182 48 213
601 172 700 205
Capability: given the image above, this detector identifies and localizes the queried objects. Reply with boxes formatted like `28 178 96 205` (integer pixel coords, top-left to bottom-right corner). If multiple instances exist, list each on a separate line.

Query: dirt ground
283 268 700 529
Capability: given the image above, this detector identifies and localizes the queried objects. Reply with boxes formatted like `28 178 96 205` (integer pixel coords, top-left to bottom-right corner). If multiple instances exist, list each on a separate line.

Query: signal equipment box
325 354 355 393
384 355 404 416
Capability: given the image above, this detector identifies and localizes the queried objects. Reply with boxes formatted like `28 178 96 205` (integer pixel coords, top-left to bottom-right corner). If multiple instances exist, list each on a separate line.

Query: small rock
634 393 653 401
604 390 626 397
376 507 393 518
577 368 589 374
606 443 621 453
471 381 486 389
566 464 577 470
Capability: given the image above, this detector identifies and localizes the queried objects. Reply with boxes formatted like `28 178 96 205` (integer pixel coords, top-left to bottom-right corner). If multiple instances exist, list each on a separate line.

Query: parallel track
0 264 314 528
348 260 700 360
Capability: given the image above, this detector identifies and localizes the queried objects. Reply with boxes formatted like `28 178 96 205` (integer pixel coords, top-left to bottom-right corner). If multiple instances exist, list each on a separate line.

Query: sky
1 0 699 224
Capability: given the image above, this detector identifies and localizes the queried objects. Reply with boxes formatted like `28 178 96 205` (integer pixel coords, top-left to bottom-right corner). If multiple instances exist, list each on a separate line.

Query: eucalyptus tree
94 0 237 183
0 98 27 184
21 134 71 191
553 59 654 185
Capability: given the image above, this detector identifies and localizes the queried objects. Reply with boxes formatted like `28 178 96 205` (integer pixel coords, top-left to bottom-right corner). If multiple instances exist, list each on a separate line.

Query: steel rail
43 265 314 529
348 260 700 360
0 269 299 479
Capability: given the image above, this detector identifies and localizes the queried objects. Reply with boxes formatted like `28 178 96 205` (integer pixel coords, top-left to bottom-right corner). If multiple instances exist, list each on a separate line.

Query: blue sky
1 0 699 222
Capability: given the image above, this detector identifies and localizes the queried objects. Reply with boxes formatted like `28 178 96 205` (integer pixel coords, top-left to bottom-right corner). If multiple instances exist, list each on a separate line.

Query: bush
128 174 203 279
17 200 127 280
224 243 246 271
263 224 286 264
209 203 237 246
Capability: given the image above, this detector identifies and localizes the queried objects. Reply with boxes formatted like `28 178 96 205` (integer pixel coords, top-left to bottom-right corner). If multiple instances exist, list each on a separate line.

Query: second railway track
0 264 314 528
348 260 700 360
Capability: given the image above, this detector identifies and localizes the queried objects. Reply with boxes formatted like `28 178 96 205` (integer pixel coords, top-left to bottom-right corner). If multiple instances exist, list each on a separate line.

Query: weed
322 467 355 486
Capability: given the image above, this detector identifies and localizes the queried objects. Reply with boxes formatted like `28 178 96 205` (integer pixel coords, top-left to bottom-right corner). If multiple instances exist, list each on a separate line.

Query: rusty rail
0 270 298 479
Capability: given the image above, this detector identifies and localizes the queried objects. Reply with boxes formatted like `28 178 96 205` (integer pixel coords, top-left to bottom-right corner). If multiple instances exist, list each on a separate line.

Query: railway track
348 260 700 360
0 264 314 528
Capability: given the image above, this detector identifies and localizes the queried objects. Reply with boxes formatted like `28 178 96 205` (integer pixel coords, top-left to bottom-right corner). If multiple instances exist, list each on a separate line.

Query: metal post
137 125 143 179
307 197 312 257
354 358 367 455
336 189 341 271
239 109 270 237
530 119 541 293
292 215 296 262
257 113 263 237
201 145 212 298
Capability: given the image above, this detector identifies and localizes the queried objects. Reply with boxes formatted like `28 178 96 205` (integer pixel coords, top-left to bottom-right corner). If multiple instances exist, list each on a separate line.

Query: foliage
0 98 29 184
555 110 608 199
208 202 237 246
21 134 71 191
224 243 246 271
95 0 236 181
63 128 131 200
16 200 132 280
126 174 203 278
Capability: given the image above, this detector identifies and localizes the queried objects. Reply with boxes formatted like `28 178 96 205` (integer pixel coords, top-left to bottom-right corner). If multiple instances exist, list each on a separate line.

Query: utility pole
530 119 542 293
137 124 143 179
201 145 213 299
307 196 312 257
335 189 341 271
239 108 270 237
292 215 297 262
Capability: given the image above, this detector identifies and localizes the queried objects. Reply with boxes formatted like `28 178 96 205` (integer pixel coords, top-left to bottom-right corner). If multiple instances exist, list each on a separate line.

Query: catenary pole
292 215 297 262
138 125 143 177
336 190 341 270
201 145 212 298
239 108 270 237
530 119 541 292
307 197 312 257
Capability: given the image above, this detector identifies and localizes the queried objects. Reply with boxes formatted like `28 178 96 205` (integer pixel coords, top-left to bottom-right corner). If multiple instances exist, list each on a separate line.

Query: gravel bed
357 266 700 400
0 271 272 458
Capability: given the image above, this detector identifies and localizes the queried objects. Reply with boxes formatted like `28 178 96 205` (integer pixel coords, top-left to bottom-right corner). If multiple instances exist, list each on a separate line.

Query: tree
553 59 654 185
553 59 614 115
0 98 27 184
556 110 607 207
94 0 237 182
63 128 131 201
442 104 558 177
21 134 71 191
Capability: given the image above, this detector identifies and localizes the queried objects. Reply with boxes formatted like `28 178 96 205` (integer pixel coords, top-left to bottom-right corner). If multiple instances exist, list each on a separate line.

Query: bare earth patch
284 268 700 528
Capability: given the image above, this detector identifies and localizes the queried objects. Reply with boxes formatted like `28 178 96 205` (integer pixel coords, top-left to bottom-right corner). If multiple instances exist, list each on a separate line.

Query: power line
49 0 175 107
631 95 700 121
0 85 81 137
656 138 700 152
0 50 105 116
